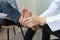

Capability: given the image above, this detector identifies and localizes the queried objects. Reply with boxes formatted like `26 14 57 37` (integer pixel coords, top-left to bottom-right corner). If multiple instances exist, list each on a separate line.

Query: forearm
38 17 47 25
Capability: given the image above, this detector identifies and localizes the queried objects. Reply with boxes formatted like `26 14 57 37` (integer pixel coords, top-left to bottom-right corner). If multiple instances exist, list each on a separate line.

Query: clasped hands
18 8 47 30
3 8 46 30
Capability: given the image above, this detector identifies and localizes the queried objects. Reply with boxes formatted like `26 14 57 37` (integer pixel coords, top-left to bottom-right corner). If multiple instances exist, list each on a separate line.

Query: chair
2 19 24 40
0 19 2 32
2 19 16 40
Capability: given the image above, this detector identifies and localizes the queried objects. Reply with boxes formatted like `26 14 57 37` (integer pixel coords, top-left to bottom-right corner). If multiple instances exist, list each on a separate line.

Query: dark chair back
2 19 16 26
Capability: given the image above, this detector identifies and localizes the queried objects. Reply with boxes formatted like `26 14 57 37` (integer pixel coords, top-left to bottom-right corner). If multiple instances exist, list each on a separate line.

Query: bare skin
18 8 39 30
20 8 47 29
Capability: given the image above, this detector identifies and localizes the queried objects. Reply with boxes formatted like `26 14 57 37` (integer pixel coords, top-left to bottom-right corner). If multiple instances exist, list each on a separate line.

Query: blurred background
16 0 53 15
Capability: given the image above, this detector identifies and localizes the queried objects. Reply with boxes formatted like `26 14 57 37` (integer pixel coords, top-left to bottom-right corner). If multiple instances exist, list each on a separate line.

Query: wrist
39 17 47 25
18 16 21 23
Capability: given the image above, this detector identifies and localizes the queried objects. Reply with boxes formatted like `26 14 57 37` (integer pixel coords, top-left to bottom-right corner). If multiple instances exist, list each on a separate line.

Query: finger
29 23 38 28
21 8 27 17
28 24 33 28
21 12 25 18
23 17 31 22
23 23 27 28
22 11 32 19
22 17 31 26
29 24 37 28
22 8 28 13
21 9 31 18
26 22 32 27
25 19 32 24
24 11 32 17
19 16 23 24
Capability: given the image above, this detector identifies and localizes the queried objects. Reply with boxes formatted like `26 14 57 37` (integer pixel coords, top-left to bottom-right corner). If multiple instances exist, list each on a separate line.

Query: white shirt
39 0 60 31
0 13 4 18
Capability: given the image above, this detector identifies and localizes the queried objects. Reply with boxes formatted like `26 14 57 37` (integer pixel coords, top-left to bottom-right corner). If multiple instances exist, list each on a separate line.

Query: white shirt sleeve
0 13 4 18
39 0 60 31
40 0 60 17
46 15 60 31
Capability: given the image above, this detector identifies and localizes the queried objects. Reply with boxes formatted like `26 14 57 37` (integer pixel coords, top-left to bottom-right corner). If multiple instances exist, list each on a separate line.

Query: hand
22 13 40 27
18 8 32 27
22 13 47 27
18 8 39 30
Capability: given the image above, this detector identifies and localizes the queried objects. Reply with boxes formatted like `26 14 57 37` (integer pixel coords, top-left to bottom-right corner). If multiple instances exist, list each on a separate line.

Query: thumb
22 8 28 13
21 8 28 17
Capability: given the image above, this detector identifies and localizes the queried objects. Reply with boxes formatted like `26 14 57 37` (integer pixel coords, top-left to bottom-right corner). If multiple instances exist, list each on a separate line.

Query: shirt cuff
46 15 60 23
0 13 4 19
46 16 60 31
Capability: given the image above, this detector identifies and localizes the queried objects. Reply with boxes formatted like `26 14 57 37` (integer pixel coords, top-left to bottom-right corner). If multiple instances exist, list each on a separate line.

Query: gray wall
16 0 53 15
